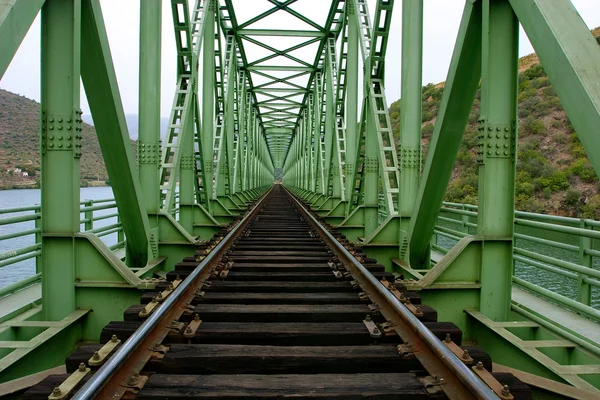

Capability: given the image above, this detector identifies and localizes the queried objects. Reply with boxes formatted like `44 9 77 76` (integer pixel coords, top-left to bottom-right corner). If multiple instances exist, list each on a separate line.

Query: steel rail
72 188 272 399
284 186 498 400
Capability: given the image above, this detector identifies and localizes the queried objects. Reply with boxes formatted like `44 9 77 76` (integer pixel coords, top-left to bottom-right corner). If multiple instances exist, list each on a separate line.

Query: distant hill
389 27 600 219
0 88 135 189
81 114 169 140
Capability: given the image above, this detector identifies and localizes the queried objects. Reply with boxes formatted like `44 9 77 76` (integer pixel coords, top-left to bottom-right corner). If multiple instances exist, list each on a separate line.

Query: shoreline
0 182 109 190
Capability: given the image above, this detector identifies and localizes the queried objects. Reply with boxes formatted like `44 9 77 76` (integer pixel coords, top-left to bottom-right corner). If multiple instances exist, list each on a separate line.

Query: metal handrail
0 197 125 291
435 203 600 313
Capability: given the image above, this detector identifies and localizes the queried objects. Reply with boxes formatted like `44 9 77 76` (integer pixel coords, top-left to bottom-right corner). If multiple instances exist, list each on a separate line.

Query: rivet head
49 135 54 140
496 150 501 155
504 127 509 132
58 136 63 140
58 125 63 130
488 126 493 131
49 125 54 130
58 143 63 148
488 133 493 138
487 150 492 155
58 117 63 122
496 126 501 131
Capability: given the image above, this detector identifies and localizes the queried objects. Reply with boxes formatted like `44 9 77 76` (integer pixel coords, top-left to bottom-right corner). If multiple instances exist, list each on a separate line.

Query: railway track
25 186 531 399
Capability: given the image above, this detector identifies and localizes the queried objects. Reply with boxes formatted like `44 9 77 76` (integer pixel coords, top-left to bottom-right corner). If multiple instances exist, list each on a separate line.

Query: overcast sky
1 0 599 119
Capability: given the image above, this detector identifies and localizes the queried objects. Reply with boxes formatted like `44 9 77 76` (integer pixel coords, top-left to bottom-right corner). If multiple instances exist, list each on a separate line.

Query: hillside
389 27 600 219
0 89 135 189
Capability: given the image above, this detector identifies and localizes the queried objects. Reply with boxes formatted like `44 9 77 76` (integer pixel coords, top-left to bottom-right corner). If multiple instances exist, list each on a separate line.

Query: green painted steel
397 0 423 253
40 0 81 321
0 0 45 80
4 0 600 390
138 0 161 225
81 0 150 267
406 0 482 269
477 0 519 322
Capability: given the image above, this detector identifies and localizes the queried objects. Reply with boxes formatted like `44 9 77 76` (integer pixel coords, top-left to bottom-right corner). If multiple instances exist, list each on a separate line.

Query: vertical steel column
312 83 321 193
179 104 195 231
138 0 161 227
478 0 518 321
202 0 215 212
324 63 335 195
344 1 359 214
40 0 81 320
364 100 379 236
398 0 423 246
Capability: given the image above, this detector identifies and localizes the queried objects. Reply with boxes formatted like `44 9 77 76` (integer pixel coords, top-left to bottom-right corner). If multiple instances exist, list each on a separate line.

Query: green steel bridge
1 0 600 397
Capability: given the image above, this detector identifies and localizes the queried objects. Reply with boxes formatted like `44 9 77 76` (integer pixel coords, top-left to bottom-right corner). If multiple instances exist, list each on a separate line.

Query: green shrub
569 134 586 158
531 77 550 89
543 187 552 199
541 86 556 99
516 181 534 197
422 111 434 122
516 195 546 213
583 195 600 219
523 118 546 135
534 170 569 192
565 189 581 206
570 158 597 182
422 123 434 137
523 64 546 80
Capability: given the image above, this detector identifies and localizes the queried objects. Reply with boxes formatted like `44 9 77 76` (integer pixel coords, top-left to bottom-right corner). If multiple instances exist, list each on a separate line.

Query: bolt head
78 362 86 372
93 351 100 360
52 387 62 396
111 335 118 343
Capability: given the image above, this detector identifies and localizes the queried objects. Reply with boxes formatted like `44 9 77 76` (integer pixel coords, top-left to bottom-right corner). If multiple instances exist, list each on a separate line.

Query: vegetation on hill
0 89 135 189
389 28 600 219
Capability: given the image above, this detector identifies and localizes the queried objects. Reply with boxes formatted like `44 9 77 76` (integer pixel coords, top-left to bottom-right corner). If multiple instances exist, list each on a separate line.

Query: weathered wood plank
136 373 430 399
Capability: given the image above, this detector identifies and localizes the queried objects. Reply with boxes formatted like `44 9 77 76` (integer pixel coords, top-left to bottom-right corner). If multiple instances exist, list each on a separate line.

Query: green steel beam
478 0 518 321
398 0 423 247
138 0 161 224
343 0 359 215
80 0 150 266
238 29 326 37
202 0 215 212
40 0 80 321
237 0 296 30
0 0 45 79
407 0 482 269
508 0 600 177
246 66 314 72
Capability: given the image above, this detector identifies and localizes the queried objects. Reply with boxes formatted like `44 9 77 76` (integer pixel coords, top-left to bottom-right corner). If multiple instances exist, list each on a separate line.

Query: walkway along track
25 186 531 399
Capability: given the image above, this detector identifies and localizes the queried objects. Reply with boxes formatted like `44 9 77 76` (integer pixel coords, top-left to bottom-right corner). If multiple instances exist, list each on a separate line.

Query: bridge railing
435 202 600 319
0 198 125 297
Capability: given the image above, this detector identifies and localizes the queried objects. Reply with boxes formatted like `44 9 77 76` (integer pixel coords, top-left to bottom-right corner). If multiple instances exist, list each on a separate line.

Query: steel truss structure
2 0 600 394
